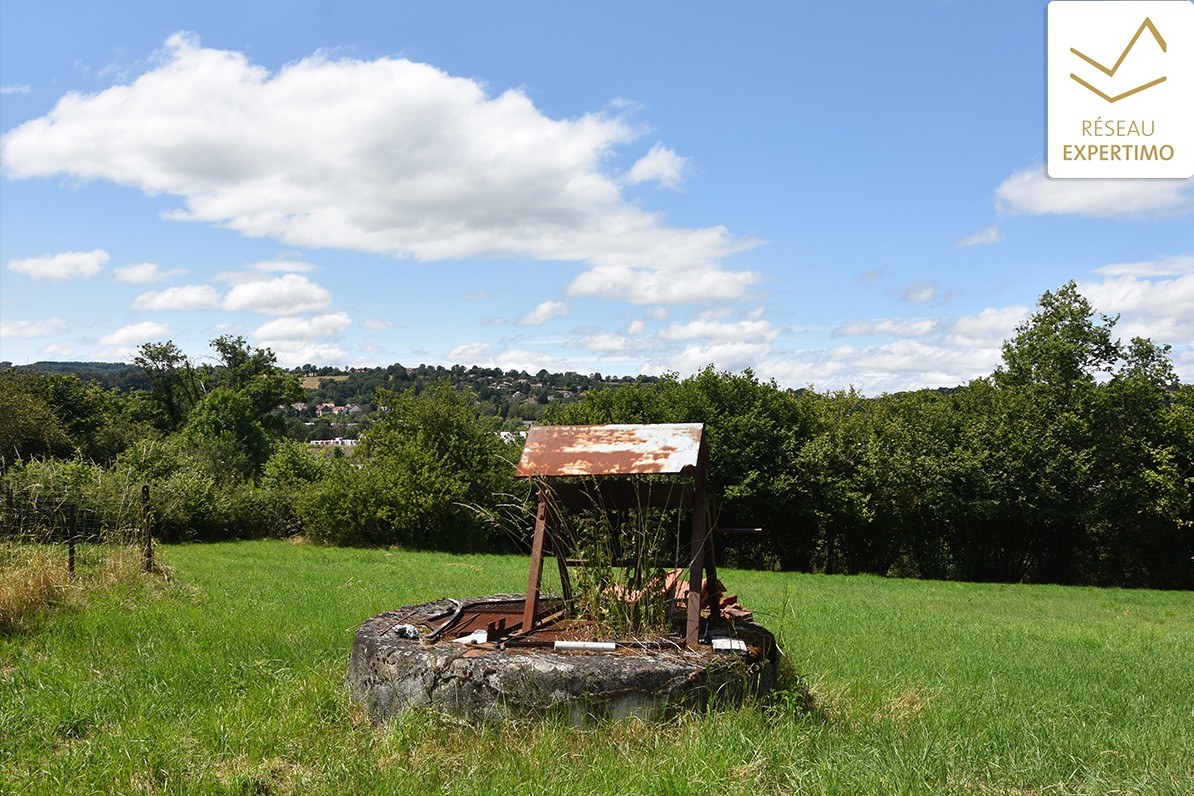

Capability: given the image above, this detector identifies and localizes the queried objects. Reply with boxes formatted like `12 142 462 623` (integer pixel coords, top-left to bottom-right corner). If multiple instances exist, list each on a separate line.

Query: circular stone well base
348 596 779 725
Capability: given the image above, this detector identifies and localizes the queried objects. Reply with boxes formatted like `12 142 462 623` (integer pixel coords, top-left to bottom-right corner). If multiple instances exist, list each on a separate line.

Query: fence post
141 484 153 573
67 504 77 576
4 487 11 537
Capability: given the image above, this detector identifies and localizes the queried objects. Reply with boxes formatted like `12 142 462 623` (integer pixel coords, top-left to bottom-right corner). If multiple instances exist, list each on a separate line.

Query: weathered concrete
347 597 779 725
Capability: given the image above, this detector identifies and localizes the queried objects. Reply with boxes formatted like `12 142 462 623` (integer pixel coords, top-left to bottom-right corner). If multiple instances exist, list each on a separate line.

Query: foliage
4 283 1189 588
299 382 523 549
0 369 148 467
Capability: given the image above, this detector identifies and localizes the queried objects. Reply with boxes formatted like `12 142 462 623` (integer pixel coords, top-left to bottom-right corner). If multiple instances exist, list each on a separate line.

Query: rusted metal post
522 494 550 633
67 504 77 576
685 499 706 647
141 484 153 573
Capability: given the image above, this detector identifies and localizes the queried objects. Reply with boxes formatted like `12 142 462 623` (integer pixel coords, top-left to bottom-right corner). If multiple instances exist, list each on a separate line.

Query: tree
207 335 303 434
0 371 73 465
134 341 204 431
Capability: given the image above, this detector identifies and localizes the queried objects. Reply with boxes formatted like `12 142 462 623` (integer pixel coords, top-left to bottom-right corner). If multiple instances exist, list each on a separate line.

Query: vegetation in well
1 541 1191 795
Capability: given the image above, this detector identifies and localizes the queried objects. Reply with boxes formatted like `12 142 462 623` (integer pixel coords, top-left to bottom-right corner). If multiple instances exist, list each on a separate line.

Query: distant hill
2 360 149 391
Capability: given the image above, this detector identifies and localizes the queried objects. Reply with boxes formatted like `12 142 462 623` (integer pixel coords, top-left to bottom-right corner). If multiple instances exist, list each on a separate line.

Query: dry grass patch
0 542 166 634
0 543 71 634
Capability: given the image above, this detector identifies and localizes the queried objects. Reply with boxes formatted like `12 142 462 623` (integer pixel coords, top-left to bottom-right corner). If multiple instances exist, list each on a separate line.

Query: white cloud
0 317 68 338
901 283 937 303
447 342 492 363
223 273 332 315
623 143 688 190
99 321 169 346
953 225 1004 247
568 332 640 353
567 255 759 304
248 258 316 273
265 342 349 368
446 343 572 375
657 318 780 344
655 341 776 375
1095 253 1194 277
833 319 937 338
254 312 352 339
7 249 108 281
1078 273 1194 344
362 319 399 330
114 261 185 283
996 167 1194 219
1 33 757 306
0 84 31 95
39 342 76 358
131 284 222 311
517 300 569 326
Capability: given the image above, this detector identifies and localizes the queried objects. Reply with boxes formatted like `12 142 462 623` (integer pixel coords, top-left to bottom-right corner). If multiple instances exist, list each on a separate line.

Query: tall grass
0 542 152 635
2 540 1192 794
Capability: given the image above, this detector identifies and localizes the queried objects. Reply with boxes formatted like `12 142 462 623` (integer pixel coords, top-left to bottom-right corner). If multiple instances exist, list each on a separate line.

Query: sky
1 1 1191 394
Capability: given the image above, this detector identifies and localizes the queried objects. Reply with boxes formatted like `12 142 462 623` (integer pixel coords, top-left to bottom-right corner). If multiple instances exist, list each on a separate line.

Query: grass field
2 540 1192 795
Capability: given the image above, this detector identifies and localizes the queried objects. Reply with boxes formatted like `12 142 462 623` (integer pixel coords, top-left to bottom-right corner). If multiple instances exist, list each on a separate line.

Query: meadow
2 540 1192 795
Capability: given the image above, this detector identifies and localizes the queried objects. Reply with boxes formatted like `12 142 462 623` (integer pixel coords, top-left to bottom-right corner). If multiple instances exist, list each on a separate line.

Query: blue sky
1 1 1190 393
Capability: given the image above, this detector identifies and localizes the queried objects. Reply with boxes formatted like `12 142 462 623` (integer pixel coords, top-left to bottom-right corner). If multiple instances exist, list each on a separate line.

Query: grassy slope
2 541 1191 795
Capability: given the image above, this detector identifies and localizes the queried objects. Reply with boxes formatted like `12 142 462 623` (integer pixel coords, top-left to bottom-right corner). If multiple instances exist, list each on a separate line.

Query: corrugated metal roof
515 423 705 478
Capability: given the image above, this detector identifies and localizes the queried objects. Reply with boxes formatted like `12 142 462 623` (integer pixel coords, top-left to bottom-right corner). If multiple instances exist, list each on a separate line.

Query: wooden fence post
67 504 77 576
141 484 153 574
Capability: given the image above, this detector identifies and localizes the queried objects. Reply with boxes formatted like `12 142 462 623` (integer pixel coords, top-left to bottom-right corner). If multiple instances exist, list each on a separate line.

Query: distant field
300 374 350 389
2 541 1191 795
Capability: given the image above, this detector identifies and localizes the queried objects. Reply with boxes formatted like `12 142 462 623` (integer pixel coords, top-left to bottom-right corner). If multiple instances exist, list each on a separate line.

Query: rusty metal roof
515 423 705 478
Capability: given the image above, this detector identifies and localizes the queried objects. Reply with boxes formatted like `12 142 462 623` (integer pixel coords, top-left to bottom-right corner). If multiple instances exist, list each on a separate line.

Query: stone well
347 595 779 725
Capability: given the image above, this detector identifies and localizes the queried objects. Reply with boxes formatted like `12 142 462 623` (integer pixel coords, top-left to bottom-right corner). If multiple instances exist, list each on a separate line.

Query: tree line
1 283 1190 588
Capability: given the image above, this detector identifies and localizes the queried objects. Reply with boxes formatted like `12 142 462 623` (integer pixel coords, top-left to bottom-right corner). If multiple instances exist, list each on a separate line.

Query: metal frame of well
515 423 721 647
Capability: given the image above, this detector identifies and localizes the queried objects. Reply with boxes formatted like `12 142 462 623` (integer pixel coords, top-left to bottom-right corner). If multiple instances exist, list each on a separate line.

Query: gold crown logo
1070 16 1167 102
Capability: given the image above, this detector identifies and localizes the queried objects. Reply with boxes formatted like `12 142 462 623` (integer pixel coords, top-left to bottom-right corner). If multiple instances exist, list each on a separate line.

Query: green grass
2 540 1192 795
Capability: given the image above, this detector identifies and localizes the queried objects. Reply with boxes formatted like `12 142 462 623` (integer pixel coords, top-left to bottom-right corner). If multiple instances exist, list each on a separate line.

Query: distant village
290 363 658 442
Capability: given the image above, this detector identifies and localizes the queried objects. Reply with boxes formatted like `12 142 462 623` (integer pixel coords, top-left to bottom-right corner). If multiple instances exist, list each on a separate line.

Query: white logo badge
1048 1 1194 178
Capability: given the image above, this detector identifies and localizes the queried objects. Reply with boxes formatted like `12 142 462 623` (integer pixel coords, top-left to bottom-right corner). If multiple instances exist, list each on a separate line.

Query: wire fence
2 484 155 574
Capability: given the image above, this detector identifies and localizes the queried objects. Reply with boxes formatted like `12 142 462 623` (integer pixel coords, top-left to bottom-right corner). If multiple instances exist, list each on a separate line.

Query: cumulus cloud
623 143 688 189
1078 273 1194 344
954 225 1004 247
114 261 186 283
567 253 759 304
254 312 352 339
567 332 640 353
657 318 780 344
223 273 332 315
1 33 757 306
995 167 1194 219
7 249 108 281
1095 253 1194 277
517 300 569 326
131 284 222 311
448 344 574 375
0 317 68 338
99 321 169 346
264 342 349 368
